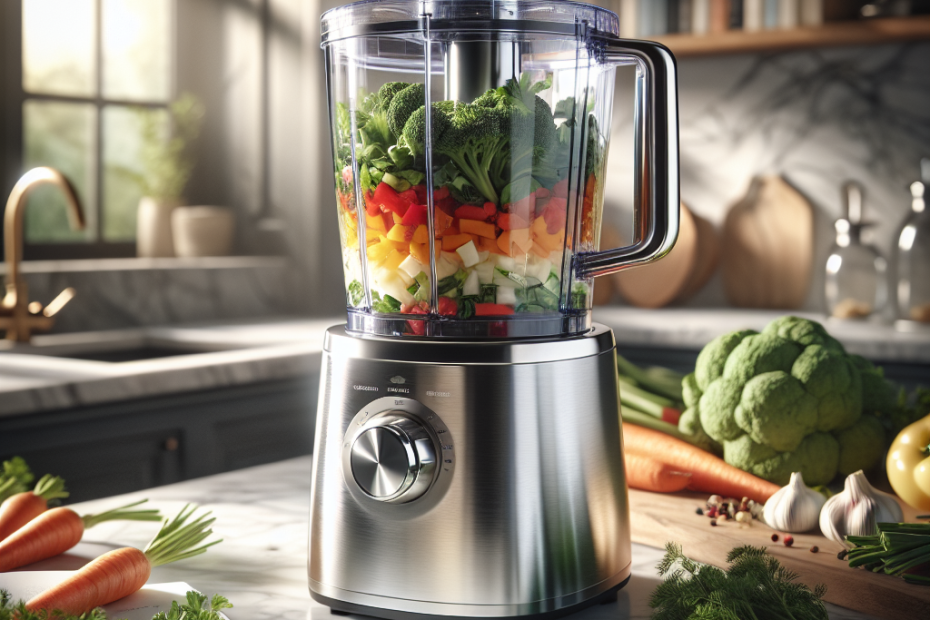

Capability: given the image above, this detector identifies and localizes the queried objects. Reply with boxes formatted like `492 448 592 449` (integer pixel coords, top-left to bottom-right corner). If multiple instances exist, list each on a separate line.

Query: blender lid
321 0 620 43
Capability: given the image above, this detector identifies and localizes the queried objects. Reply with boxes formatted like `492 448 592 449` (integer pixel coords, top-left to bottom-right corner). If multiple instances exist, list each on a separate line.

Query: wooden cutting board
721 176 813 309
629 489 930 619
613 203 699 308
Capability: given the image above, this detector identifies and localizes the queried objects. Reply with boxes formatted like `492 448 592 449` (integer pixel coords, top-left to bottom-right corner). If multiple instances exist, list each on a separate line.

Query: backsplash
20 258 302 333
604 42 930 312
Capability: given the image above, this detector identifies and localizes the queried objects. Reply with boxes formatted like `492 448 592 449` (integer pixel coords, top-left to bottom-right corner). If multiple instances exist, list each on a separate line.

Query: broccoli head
695 329 756 390
688 316 896 486
734 371 818 452
433 103 511 204
724 432 839 487
791 345 861 431
835 414 885 475
682 372 701 409
400 102 454 156
678 407 722 456
387 83 426 138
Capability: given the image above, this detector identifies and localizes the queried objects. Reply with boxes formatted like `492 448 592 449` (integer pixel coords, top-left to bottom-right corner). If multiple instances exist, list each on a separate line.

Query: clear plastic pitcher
322 0 679 338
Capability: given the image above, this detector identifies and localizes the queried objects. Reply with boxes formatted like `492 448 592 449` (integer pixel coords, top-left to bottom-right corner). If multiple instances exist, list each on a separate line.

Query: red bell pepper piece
475 303 515 316
552 178 569 198
400 203 428 227
412 185 429 204
398 188 419 205
483 202 497 218
455 205 489 221
434 185 451 200
438 297 457 316
497 213 529 230
542 203 566 234
535 187 551 199
372 182 410 216
436 196 460 216
364 191 381 216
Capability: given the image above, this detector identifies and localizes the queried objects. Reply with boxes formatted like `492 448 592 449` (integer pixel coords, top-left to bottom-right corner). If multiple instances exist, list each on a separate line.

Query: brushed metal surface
309 324 631 617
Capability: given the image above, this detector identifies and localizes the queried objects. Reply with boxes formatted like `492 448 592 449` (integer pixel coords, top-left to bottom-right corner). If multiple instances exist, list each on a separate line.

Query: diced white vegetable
476 250 490 264
463 270 480 296
442 251 462 264
378 272 414 306
497 255 516 271
497 286 517 305
397 270 415 287
398 254 422 278
456 240 480 267
529 258 551 283
474 261 495 284
493 272 519 288
548 251 563 265
435 256 457 279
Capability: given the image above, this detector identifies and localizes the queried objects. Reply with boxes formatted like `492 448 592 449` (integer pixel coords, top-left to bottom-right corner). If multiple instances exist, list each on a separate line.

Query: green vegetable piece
0 457 34 504
849 354 897 415
0 590 108 620
722 333 802 386
377 81 410 112
835 415 886 476
694 329 756 390
734 371 818 452
698 377 745 443
791 345 862 432
347 280 365 307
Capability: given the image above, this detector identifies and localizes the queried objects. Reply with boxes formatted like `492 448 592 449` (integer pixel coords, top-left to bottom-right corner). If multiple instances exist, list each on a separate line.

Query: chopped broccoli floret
387 83 426 138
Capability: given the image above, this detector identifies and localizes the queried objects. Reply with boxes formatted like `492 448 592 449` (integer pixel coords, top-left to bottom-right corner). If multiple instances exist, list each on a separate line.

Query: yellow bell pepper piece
886 412 930 511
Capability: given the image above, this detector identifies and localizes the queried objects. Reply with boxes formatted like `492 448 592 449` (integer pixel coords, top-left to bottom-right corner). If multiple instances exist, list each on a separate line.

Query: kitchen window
10 0 173 259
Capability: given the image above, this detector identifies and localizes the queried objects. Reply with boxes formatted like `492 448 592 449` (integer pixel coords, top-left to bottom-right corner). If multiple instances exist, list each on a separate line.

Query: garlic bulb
820 470 904 547
763 472 825 532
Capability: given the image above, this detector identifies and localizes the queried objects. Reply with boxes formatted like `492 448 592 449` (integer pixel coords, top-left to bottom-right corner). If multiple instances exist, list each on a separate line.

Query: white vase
137 197 179 257
171 206 235 257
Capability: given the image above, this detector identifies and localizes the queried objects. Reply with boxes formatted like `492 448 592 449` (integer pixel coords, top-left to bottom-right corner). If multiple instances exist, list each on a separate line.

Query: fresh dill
649 543 828 620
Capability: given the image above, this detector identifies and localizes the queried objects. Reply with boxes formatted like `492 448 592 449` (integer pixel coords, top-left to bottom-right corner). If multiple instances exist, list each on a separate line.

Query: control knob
349 413 437 502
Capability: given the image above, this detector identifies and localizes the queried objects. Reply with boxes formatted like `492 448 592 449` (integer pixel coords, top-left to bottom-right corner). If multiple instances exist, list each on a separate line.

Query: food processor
309 1 679 618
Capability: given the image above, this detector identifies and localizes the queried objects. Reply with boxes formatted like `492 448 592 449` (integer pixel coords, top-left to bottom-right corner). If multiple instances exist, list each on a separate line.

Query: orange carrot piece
624 452 692 493
0 507 84 572
621 423 781 503
459 219 496 240
0 491 48 542
26 546 151 615
442 233 475 251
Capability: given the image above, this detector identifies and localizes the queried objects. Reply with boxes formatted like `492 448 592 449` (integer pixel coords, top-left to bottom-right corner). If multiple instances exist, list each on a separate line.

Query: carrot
26 546 151 616
26 504 221 616
621 423 781 503
0 474 68 541
624 452 691 493
0 500 160 572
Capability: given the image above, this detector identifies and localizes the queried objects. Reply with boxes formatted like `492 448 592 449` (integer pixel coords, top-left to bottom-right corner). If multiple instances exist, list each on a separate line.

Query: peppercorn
771 533 779 542
710 519 717 527
810 546 819 554
696 507 704 516
784 535 794 547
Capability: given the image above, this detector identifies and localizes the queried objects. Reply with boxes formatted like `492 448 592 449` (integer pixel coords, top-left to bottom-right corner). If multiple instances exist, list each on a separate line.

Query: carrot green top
144 504 222 567
32 475 68 503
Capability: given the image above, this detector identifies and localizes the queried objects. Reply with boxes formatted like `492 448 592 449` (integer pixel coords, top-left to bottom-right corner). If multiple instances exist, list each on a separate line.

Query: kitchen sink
0 330 247 363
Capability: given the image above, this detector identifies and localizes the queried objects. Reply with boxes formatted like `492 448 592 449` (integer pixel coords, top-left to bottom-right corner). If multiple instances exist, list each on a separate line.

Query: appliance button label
353 385 379 392
426 390 450 398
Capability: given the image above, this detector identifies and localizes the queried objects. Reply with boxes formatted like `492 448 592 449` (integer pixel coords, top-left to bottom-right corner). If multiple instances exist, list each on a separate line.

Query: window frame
5 0 176 260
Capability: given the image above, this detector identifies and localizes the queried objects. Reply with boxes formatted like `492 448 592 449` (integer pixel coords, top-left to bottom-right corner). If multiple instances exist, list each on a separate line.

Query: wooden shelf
653 15 930 58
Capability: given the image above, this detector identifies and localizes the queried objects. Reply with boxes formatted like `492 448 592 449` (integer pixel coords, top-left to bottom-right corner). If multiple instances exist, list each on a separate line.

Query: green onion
845 522 930 584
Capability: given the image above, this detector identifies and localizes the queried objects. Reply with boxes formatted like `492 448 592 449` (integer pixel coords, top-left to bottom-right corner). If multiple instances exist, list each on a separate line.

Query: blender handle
574 38 680 279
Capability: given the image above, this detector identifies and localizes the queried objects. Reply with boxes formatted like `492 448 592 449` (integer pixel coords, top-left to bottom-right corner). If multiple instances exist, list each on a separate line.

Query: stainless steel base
308 324 631 619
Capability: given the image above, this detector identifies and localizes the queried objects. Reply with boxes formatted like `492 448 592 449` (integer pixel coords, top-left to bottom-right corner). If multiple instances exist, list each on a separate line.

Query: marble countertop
12 457 875 620
1 309 926 418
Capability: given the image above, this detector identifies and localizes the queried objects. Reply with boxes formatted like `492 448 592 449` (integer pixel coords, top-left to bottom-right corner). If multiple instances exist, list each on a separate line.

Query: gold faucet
0 167 85 342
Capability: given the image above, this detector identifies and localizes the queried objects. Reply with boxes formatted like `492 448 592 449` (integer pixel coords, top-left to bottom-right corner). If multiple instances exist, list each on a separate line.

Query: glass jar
894 159 930 329
825 181 887 319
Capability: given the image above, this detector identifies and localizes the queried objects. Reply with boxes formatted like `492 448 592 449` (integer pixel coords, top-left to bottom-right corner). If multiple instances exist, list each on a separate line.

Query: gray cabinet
0 377 318 503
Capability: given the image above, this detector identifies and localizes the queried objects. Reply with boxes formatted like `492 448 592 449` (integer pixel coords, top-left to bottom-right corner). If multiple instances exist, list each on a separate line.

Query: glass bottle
825 181 887 320
894 158 930 330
